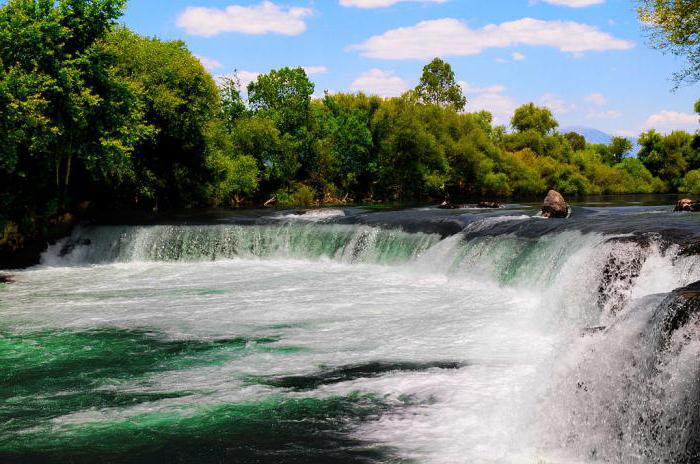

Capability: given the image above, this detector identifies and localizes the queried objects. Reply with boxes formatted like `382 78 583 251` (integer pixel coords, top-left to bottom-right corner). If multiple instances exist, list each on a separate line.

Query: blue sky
122 0 699 136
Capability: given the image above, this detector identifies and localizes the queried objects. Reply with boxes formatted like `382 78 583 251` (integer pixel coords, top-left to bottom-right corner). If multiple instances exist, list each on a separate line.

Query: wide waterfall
1 205 698 463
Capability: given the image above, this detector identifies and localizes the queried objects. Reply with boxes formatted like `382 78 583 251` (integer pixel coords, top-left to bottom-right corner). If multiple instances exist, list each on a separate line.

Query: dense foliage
639 0 700 87
1 0 699 257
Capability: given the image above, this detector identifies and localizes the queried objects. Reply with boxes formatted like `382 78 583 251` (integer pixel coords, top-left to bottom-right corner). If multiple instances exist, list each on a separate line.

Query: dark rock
663 280 700 334
0 274 15 284
674 198 700 212
541 190 569 218
597 236 651 314
477 201 502 209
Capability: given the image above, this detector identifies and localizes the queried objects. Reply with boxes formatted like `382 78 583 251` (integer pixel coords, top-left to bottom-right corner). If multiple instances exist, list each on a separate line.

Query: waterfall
22 216 700 463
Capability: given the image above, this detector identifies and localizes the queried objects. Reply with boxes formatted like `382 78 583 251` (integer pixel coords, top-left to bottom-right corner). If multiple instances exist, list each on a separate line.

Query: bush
276 184 317 206
680 169 700 194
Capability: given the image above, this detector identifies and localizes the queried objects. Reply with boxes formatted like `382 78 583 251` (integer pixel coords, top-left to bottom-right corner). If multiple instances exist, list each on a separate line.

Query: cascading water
1 206 698 464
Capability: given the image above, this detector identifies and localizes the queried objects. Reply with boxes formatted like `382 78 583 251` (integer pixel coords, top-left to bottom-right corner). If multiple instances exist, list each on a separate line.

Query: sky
122 0 699 136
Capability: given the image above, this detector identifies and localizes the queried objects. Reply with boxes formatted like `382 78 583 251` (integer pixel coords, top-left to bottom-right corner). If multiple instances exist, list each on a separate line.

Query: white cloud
350 69 409 97
587 110 622 119
642 111 699 133
511 52 526 61
177 1 312 37
541 0 605 7
340 0 446 7
460 81 517 125
196 55 222 72
459 81 506 95
303 65 329 75
585 93 607 106
539 93 575 115
349 17 633 59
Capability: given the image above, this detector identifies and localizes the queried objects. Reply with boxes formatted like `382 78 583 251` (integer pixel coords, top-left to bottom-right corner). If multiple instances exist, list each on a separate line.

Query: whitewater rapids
0 205 698 463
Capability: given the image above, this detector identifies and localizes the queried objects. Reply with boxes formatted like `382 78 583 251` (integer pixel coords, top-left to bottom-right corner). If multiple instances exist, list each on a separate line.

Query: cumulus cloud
460 81 517 125
177 1 312 37
642 111 699 133
539 93 576 115
350 69 409 97
541 0 605 7
196 55 222 71
303 66 329 75
585 93 607 106
511 52 526 61
340 0 446 7
349 17 633 59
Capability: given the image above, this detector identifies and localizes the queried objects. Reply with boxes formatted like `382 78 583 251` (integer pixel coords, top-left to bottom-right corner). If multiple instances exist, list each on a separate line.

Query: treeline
1 0 700 255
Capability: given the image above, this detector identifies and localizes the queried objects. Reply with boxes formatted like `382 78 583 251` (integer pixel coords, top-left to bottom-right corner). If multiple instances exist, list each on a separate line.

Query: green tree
219 73 247 133
0 0 149 213
609 136 633 164
639 0 700 86
680 169 700 194
232 117 299 191
511 103 558 135
106 27 221 207
414 58 466 111
565 132 586 151
247 67 314 134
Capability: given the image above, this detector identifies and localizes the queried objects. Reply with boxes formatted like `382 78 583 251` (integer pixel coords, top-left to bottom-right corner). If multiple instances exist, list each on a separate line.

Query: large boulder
674 198 699 212
541 190 569 218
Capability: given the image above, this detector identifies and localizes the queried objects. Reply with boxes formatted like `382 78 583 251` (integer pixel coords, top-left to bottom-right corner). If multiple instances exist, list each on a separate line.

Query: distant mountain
561 126 640 155
561 126 613 144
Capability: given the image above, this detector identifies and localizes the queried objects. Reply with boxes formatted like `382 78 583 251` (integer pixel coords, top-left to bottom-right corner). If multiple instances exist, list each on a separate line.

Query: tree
638 129 691 186
219 73 247 133
511 103 558 135
565 132 587 151
639 0 700 87
247 67 314 134
106 27 221 207
0 0 149 212
231 116 299 191
414 58 466 111
609 136 633 164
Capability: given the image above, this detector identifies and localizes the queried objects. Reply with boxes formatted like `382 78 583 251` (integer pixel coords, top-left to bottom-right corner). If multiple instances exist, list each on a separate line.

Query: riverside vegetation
1 0 699 263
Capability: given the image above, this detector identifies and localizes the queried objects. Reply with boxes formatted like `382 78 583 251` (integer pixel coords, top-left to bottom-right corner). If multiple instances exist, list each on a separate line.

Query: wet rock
662 280 700 334
597 237 651 314
674 198 699 212
0 274 15 284
541 190 569 218
477 201 502 209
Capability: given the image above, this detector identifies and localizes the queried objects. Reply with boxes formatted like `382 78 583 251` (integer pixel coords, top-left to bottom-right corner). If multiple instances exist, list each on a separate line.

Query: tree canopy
639 0 700 86
414 57 467 111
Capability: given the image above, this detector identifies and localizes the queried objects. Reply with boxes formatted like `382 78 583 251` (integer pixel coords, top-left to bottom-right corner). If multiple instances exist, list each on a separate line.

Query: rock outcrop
541 190 569 218
674 198 699 212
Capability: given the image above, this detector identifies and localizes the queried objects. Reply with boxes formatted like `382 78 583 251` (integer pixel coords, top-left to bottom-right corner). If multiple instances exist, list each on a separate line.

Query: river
0 201 698 463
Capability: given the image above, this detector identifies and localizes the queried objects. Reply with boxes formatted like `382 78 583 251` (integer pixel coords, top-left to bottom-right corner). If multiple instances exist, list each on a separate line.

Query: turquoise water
1 214 699 463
